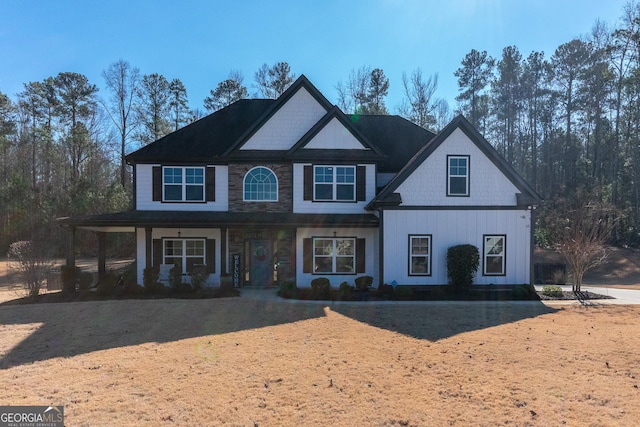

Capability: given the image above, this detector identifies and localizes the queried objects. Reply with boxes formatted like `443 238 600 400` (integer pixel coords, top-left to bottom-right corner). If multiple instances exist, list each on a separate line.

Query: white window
163 167 204 202
447 155 469 196
313 237 355 274
314 166 355 201
483 235 506 276
164 239 205 274
409 235 431 275
243 167 278 201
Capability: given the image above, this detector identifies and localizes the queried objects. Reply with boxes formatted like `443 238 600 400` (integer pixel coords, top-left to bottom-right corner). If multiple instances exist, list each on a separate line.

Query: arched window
243 167 278 201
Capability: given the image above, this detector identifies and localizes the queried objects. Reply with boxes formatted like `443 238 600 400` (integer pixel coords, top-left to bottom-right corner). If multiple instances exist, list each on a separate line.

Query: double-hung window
164 239 205 275
447 155 469 196
314 166 355 201
483 235 506 275
163 167 205 202
313 237 355 274
409 235 432 275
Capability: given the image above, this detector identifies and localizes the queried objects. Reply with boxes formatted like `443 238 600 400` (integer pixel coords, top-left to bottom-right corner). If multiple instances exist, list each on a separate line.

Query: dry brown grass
1 291 639 426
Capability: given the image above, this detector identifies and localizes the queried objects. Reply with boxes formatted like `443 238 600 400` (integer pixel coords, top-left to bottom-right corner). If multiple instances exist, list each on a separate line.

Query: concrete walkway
240 286 640 305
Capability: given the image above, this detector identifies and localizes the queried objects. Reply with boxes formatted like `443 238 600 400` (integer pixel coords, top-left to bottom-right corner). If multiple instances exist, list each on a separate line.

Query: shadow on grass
0 297 326 369
0 293 558 369
331 301 558 342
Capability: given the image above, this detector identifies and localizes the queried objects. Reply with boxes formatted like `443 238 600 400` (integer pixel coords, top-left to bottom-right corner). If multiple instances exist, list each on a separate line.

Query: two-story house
59 75 541 288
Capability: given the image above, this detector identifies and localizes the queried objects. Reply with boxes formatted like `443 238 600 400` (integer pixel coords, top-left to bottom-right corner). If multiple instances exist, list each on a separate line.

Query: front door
250 239 272 286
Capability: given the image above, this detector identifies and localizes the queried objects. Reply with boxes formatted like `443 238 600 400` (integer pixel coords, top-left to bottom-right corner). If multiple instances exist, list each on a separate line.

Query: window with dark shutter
303 165 313 200
206 167 216 202
152 167 162 201
356 166 366 201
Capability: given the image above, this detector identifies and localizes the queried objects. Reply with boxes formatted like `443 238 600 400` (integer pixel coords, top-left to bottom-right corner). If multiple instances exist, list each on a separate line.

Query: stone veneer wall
228 163 292 212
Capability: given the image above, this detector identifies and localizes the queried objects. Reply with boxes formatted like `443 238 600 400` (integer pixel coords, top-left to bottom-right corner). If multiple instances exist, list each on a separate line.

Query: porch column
221 227 228 275
97 232 106 281
145 227 152 269
66 226 76 268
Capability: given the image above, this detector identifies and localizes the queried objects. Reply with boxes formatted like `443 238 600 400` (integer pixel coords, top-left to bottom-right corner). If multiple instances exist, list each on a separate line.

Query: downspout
529 205 536 285
378 208 384 287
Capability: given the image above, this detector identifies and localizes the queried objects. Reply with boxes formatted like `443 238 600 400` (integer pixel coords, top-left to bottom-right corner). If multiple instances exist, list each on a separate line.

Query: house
59 75 541 288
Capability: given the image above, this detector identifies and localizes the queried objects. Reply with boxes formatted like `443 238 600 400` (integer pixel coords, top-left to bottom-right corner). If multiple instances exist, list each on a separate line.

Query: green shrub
96 273 120 296
60 265 80 293
220 275 234 291
143 266 159 287
168 265 183 289
394 285 414 300
542 285 564 298
190 265 208 291
338 281 354 299
446 244 480 292
379 284 394 298
511 284 539 300
278 281 298 298
77 271 94 290
310 277 331 299
354 275 373 290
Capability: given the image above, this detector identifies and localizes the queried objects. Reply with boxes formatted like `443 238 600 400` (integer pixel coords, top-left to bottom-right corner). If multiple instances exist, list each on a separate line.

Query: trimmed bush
355 275 373 290
190 265 208 291
168 265 183 289
542 285 564 298
311 277 331 299
379 284 394 298
278 281 298 298
77 271 94 290
338 281 354 299
510 284 539 300
143 266 160 290
394 285 414 300
96 272 120 296
446 244 480 292
60 265 80 293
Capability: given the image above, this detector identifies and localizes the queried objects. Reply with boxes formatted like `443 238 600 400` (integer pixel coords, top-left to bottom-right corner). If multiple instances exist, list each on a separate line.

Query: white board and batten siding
382 209 531 285
135 164 229 211
396 128 521 207
296 227 379 287
240 88 327 151
135 228 221 286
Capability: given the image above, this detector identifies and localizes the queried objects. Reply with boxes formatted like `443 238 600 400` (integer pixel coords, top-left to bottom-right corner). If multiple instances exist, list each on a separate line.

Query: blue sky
0 0 629 114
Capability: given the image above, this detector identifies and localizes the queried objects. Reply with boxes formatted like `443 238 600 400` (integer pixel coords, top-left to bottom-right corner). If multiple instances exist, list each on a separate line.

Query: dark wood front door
250 239 272 286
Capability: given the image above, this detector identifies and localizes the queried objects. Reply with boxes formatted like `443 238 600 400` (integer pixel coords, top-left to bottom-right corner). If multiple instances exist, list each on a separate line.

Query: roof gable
372 115 542 207
225 75 334 154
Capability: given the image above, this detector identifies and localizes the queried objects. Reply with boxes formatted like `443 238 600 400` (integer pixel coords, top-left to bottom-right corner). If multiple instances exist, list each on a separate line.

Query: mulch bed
536 290 614 301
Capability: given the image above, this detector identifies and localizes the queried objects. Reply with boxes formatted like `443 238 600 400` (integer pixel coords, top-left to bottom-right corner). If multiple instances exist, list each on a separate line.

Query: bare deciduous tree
7 240 54 298
544 191 620 292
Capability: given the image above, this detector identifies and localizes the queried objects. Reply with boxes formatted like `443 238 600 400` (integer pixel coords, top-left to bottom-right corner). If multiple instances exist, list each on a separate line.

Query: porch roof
57 211 379 232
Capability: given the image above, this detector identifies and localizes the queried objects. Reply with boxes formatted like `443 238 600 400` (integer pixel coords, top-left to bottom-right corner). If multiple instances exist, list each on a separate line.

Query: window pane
486 237 504 255
185 168 203 184
411 256 429 274
449 177 467 195
486 256 503 274
185 185 203 201
315 167 333 183
336 184 354 200
186 257 205 273
164 185 182 201
336 167 354 183
336 257 354 273
315 184 333 200
165 240 183 256
336 239 354 255
315 256 333 273
314 239 333 255
411 238 430 255
185 240 204 256
164 168 182 184
244 167 277 201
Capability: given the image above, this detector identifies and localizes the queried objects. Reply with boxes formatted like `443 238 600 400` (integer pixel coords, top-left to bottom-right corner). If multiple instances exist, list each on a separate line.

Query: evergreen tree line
3 2 640 255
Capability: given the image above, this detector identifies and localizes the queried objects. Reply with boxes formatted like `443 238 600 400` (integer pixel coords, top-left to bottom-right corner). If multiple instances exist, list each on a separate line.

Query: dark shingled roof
125 99 275 163
58 211 378 229
347 115 436 173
